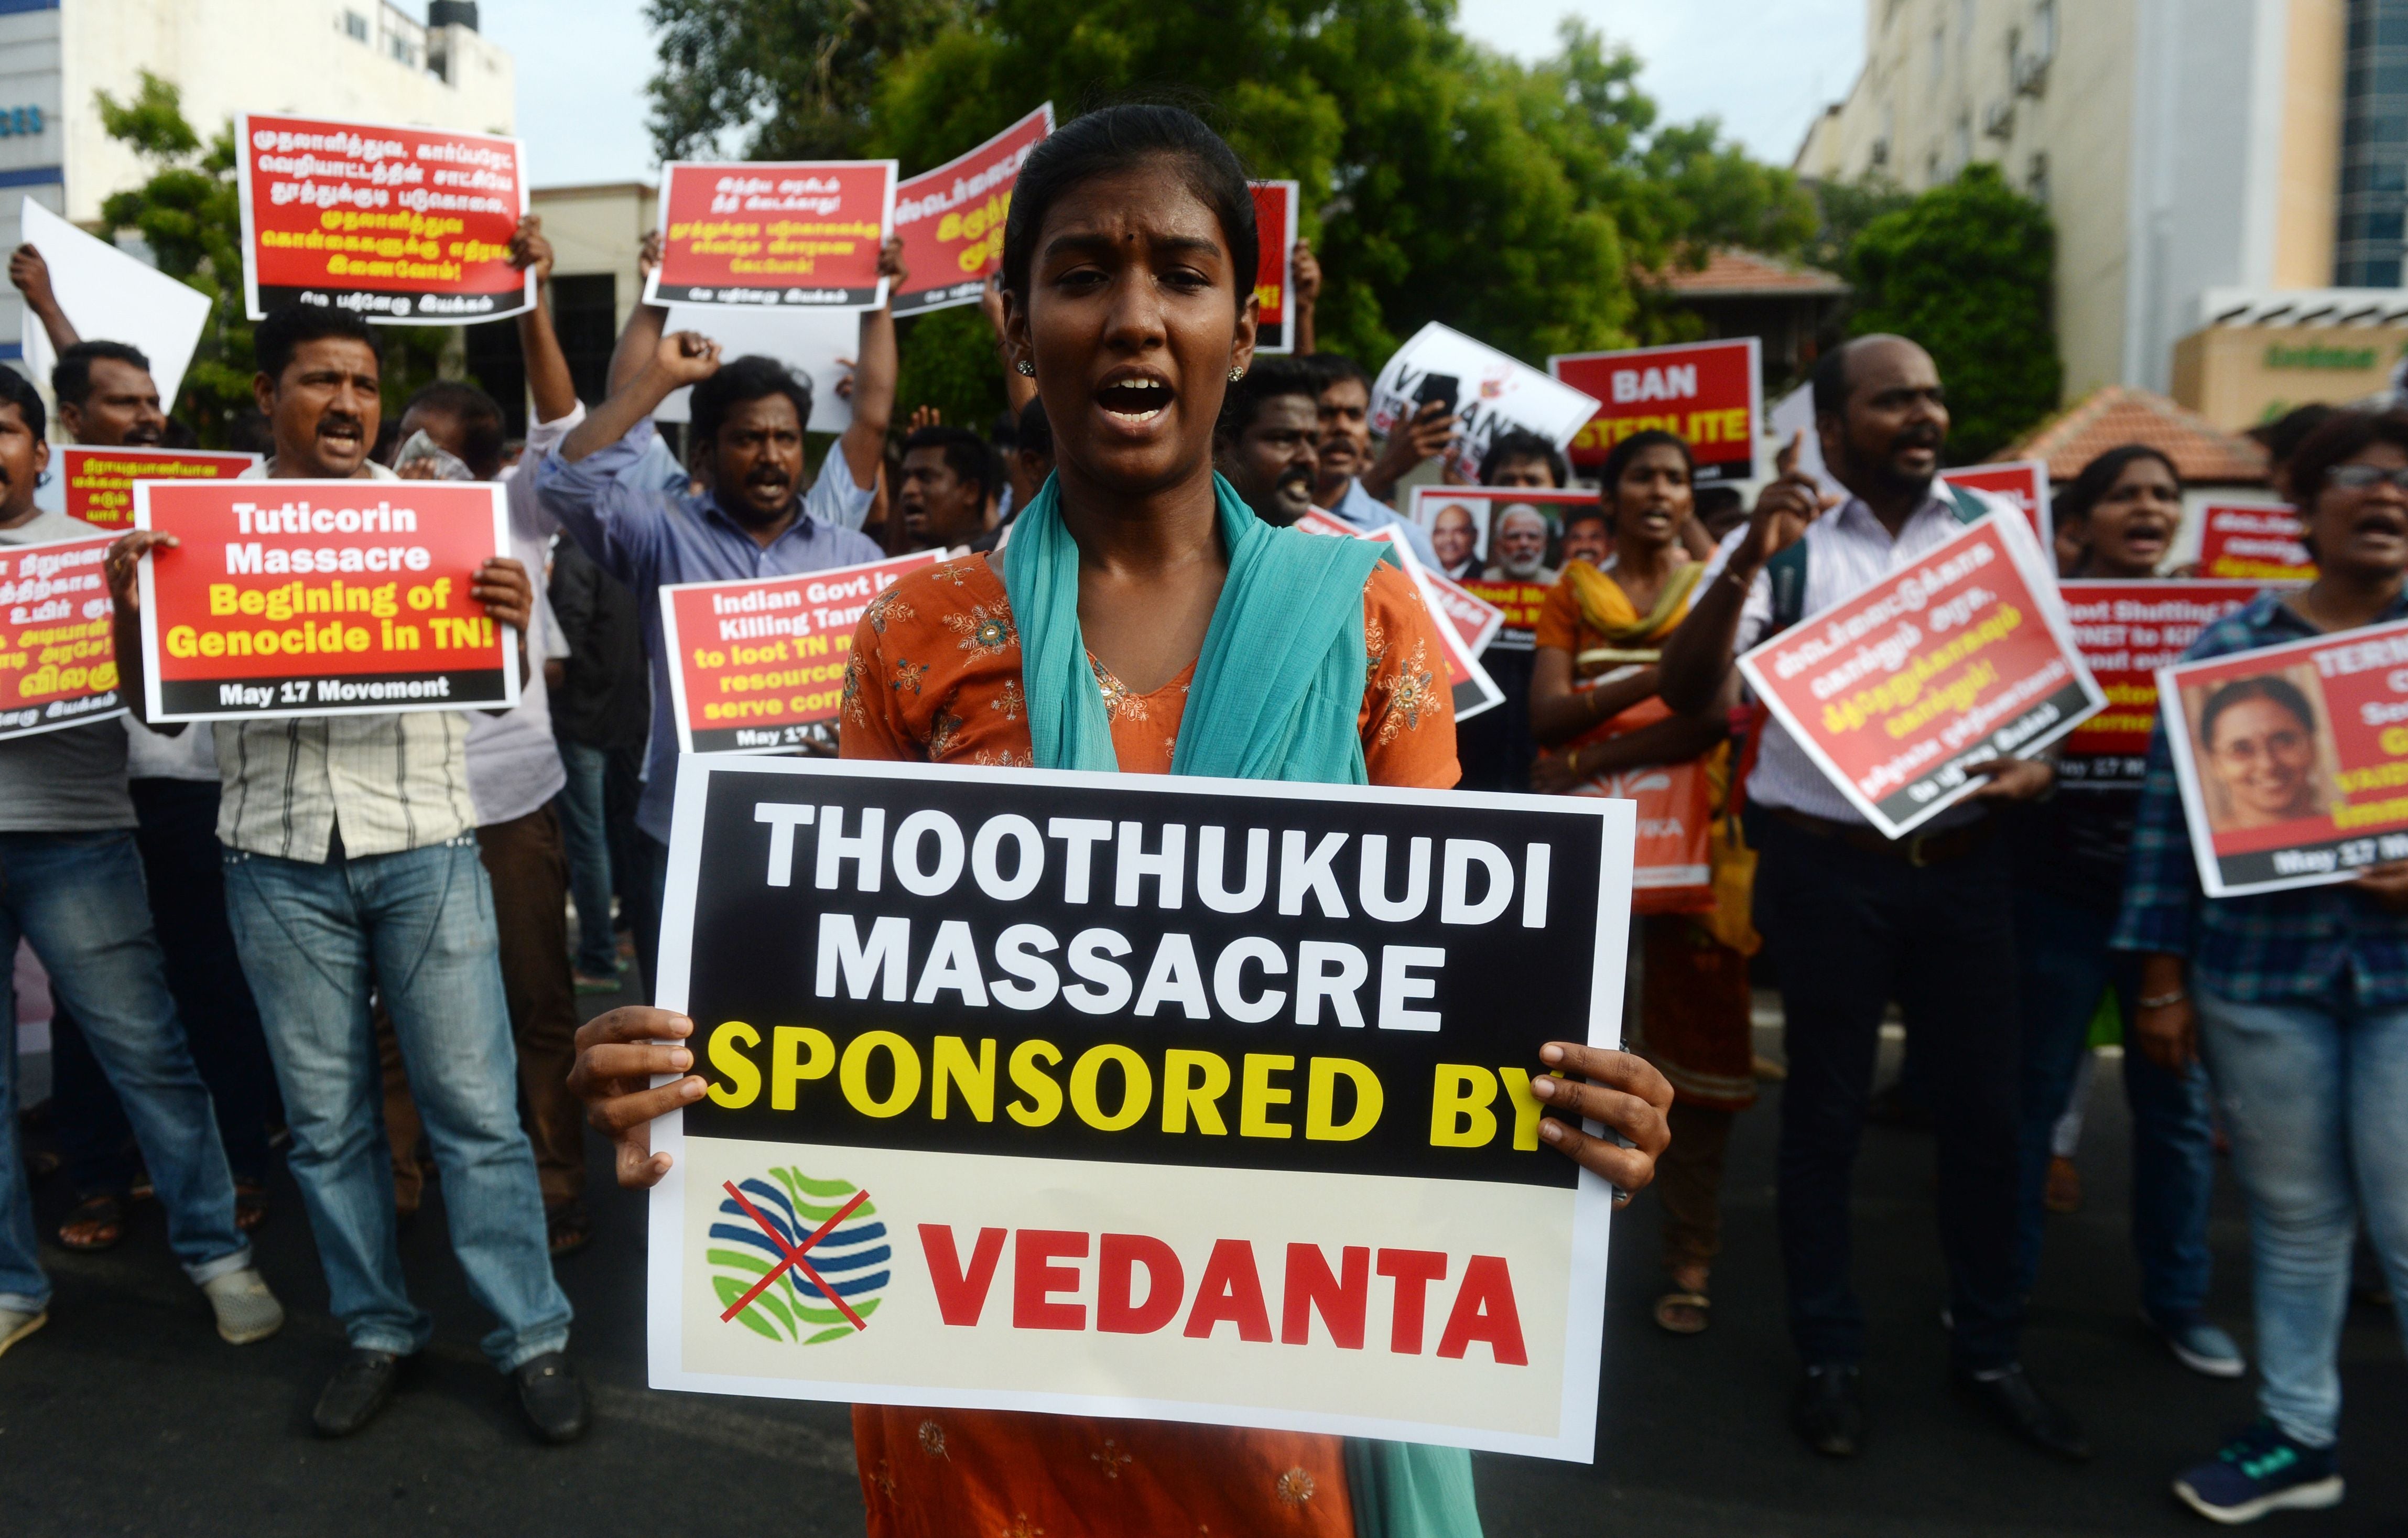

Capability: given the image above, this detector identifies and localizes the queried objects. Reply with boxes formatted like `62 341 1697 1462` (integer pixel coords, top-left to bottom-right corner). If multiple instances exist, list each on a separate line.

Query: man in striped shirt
107 304 584 1447
1660 335 2084 1463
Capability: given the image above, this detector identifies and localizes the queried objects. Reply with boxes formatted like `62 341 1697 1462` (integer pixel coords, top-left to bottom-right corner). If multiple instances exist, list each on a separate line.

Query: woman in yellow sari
1529 429 1756 1337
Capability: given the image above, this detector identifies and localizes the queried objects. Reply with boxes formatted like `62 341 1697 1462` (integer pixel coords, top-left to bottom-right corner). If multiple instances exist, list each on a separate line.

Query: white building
0 0 513 364
1796 0 2408 430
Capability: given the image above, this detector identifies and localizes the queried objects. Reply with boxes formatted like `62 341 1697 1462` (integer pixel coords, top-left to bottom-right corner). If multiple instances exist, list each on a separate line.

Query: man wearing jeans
106 303 583 1444
0 367 283 1359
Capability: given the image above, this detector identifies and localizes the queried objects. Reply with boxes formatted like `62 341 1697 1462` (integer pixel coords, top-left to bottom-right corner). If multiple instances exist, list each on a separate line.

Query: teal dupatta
1002 471 1484 1538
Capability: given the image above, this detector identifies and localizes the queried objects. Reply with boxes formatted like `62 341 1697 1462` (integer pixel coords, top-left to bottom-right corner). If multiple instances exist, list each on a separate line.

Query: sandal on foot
57 1194 125 1252
546 1200 593 1258
234 1180 269 1233
1654 1289 1711 1335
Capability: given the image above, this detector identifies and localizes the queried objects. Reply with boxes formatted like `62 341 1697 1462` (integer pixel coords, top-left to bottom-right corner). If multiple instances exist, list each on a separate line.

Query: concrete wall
2171 321 2407 428
529 180 656 334
60 0 514 225
1797 0 2349 403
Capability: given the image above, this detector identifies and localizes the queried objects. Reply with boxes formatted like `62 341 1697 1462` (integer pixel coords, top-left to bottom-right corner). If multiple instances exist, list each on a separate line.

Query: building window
341 9 368 41
2337 0 2408 285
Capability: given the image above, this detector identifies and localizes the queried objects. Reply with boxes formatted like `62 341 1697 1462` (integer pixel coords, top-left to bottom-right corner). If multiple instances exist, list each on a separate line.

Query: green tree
1845 163 2060 464
91 73 253 443
645 3 1815 429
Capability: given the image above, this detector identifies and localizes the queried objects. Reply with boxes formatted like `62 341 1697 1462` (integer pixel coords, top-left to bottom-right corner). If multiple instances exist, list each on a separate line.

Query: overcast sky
485 0 1867 187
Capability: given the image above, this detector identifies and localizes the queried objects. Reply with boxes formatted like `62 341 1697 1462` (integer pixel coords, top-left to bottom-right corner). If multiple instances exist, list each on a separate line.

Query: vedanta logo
709 1168 889 1345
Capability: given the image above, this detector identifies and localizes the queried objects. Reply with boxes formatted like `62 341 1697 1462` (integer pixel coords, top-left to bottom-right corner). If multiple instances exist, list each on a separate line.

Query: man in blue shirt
538 323 887 994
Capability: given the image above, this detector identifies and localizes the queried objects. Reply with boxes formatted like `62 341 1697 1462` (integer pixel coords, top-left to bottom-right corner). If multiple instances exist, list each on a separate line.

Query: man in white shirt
107 302 583 1446
1659 334 2080 1464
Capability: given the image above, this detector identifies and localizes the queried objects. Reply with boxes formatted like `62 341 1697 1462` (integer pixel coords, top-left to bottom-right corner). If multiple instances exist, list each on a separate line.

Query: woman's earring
1015 360 1035 377
1228 367 1245 383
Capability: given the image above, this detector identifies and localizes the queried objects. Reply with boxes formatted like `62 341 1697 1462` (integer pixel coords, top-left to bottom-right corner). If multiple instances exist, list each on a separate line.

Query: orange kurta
836 552 1457 1538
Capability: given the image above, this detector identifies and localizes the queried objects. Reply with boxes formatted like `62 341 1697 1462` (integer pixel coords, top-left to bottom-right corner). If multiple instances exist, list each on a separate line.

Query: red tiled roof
2006 386 2270 485
1655 247 1848 297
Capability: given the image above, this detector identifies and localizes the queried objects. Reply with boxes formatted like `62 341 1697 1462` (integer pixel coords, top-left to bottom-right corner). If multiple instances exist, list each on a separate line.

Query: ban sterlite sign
647 756 1635 1461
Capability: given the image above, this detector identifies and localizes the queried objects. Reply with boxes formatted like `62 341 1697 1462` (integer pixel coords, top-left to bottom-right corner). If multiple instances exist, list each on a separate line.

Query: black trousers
1753 811 2025 1370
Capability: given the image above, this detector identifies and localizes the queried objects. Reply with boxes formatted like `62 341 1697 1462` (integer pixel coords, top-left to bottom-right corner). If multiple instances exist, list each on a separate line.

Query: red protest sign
2161 617 2408 896
1249 181 1299 354
1294 509 1503 721
2195 498 2314 581
1737 510 2104 837
892 105 1053 317
1549 339 1760 483
660 552 942 755
1940 460 2051 548
236 113 530 323
58 447 260 531
2056 580 2258 791
134 480 516 722
0 533 123 741
648 161 897 309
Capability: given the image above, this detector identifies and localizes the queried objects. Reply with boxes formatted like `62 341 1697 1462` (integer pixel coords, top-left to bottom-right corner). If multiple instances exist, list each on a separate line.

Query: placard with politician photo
1407 486 1604 648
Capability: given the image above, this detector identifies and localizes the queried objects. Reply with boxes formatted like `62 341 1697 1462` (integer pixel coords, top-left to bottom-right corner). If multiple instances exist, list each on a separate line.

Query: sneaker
2174 1421 2343 1523
202 1267 286 1345
0 1304 47 1359
2147 1310 2246 1379
573 970 621 994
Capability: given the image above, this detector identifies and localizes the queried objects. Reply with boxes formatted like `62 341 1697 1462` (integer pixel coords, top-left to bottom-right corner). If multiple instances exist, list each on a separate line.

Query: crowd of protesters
0 100 2398 1532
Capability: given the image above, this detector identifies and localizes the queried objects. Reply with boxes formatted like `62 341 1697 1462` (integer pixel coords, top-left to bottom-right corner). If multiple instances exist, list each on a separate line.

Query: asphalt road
5 993 2402 1537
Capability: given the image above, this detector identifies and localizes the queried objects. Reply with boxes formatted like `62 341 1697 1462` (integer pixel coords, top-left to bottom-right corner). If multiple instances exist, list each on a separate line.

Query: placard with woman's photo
2159 616 2408 895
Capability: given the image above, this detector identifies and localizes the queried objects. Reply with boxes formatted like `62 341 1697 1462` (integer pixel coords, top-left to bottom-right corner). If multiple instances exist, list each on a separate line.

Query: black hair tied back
1000 104 1257 301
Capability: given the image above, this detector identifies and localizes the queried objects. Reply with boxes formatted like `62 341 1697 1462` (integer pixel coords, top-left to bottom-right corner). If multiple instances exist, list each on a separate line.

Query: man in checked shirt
1659 334 2082 1464
107 302 586 1447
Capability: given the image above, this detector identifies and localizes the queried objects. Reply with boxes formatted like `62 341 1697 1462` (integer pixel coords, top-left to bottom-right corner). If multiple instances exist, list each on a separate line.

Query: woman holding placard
1526 428 1750 1338
2113 410 2408 1524
568 104 1674 1537
2013 446 2236 1385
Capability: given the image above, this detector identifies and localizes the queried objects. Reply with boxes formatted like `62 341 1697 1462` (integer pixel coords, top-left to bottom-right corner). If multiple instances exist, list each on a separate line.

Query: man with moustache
1559 508 1612 568
896 425 997 551
1659 334 2083 1464
105 303 581 1444
540 331 884 997
1481 503 1559 585
1303 353 1441 564
0 365 284 1366
1212 357 1321 527
10 246 284 1252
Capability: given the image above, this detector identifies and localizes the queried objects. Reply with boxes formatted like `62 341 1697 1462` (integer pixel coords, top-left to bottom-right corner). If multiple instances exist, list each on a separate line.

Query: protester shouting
2114 409 2408 1524
2013 446 2236 1381
105 302 583 1445
896 423 998 551
0 367 283 1363
537 240 905 998
1303 352 1441 563
1212 354 1322 526
1658 334 2085 1462
1530 429 1751 1338
567 103 1672 1538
